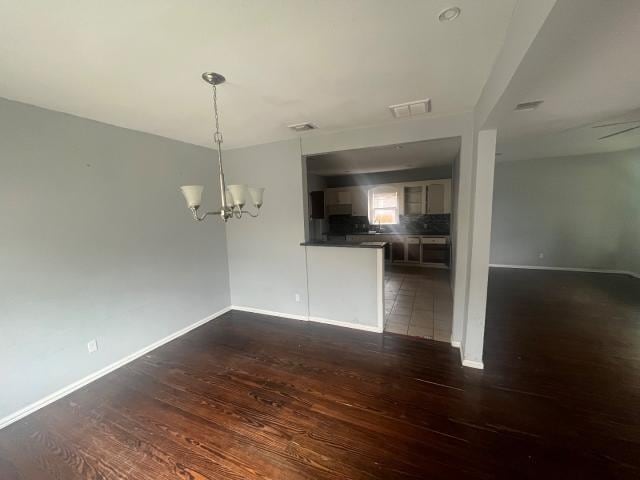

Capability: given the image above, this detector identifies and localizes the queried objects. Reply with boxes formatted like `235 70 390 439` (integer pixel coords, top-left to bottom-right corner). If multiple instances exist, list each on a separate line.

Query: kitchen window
369 188 399 225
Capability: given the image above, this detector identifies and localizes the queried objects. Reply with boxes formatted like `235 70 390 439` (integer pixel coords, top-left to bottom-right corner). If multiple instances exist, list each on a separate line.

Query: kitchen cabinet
351 188 369 216
426 183 446 214
391 241 405 262
421 237 449 266
407 237 421 262
404 186 423 216
325 188 352 205
337 191 352 204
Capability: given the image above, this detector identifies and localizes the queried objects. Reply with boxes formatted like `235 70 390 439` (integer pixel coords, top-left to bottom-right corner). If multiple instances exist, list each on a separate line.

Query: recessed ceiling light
439 7 461 22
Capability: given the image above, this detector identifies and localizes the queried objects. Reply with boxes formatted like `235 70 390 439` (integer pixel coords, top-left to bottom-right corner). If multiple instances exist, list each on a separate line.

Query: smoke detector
389 99 431 118
288 122 317 132
514 100 544 111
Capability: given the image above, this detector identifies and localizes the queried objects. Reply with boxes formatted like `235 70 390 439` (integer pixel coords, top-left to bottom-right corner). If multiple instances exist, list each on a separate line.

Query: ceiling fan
592 120 640 140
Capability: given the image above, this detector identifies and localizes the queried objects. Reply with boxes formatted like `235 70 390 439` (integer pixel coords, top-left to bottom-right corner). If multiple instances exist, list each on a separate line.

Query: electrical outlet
538 253 544 259
295 293 301 302
87 339 98 353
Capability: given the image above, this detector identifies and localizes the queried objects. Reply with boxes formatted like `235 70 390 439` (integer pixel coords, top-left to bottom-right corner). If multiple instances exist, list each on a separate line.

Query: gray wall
324 164 453 188
224 139 309 315
0 98 230 421
491 148 640 275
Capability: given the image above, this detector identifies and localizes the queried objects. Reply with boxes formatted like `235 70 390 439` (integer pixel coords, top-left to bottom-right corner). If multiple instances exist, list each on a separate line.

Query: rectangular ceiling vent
288 122 317 132
389 99 431 119
514 100 544 111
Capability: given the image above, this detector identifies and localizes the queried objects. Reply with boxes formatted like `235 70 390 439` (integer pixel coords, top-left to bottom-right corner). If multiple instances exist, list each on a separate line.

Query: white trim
0 306 232 431
232 305 383 333
490 264 640 279
230 305 307 321
456 341 484 369
462 358 485 369
376 249 385 332
308 316 383 333
451 340 461 348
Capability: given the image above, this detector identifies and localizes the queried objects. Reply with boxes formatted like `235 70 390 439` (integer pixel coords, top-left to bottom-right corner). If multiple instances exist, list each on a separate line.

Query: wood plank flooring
0 269 639 479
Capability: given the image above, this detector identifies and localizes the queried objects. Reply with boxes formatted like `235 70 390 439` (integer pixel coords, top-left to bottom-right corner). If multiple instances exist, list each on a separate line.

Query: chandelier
180 72 264 222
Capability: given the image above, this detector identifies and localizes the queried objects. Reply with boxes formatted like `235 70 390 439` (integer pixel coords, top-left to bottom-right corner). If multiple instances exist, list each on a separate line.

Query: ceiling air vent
389 99 431 119
514 100 544 111
288 122 317 132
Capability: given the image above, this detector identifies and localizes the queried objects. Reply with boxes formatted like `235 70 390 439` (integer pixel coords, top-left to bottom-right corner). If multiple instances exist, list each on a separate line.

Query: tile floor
384 265 453 342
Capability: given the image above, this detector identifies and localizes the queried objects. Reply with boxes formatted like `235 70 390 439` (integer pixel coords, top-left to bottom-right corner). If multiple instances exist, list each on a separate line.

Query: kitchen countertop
327 232 449 237
300 241 387 249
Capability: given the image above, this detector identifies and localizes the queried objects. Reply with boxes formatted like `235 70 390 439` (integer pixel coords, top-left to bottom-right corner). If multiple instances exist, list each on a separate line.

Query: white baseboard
462 358 485 369
451 340 461 348
456 341 484 369
230 305 307 321
231 305 383 333
0 306 232 431
308 316 383 333
490 264 640 279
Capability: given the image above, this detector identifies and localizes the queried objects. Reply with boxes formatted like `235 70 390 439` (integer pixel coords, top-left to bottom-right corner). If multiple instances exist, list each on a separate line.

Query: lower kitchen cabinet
421 243 450 265
391 241 405 262
384 243 391 261
406 237 420 262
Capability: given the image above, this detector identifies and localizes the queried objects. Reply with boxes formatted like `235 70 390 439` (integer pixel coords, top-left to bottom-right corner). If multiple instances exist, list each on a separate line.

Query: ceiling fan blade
598 125 640 140
592 120 640 128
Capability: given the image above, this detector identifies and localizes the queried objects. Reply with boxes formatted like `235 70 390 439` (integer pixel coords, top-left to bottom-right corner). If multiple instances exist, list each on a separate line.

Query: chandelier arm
240 210 260 218
190 207 220 222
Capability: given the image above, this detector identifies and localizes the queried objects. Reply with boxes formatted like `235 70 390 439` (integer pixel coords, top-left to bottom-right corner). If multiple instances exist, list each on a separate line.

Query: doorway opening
305 137 460 342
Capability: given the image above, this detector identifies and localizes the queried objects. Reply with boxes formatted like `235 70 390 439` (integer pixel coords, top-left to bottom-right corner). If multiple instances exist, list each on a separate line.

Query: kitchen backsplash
328 214 450 235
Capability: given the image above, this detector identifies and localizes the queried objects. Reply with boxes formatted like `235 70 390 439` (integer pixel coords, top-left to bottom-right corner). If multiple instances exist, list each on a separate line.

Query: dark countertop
300 241 387 249
325 232 449 237
346 232 449 237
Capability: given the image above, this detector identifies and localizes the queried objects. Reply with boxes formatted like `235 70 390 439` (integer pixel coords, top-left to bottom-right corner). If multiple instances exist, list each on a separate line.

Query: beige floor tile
398 289 416 297
408 325 433 338
392 305 412 315
414 298 434 310
411 312 434 327
386 323 408 334
387 313 410 325
434 330 451 342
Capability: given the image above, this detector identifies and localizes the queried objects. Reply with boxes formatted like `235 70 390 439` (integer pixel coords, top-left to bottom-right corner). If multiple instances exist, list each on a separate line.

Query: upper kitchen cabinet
404 186 423 215
401 179 451 216
426 182 445 214
351 188 368 216
325 188 352 205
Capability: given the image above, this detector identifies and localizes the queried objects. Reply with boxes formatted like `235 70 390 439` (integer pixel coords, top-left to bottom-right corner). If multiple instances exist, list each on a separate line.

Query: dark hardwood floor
1 269 639 479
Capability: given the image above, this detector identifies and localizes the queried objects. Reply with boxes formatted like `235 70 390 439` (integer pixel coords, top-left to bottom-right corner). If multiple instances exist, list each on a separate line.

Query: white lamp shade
249 187 265 207
225 188 234 206
180 185 204 208
227 184 247 207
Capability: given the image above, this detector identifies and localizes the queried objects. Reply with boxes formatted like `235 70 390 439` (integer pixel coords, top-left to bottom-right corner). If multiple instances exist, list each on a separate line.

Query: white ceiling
489 0 640 162
307 137 460 176
0 0 516 149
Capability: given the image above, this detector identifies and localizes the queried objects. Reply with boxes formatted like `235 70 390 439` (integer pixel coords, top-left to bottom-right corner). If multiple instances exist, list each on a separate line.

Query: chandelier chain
211 85 223 144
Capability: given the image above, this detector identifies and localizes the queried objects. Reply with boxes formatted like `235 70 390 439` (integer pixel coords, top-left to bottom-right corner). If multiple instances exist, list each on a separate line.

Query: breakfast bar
300 241 386 332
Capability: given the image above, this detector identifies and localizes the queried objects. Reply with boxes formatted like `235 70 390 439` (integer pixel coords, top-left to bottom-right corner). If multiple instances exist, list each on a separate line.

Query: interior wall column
462 128 497 368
